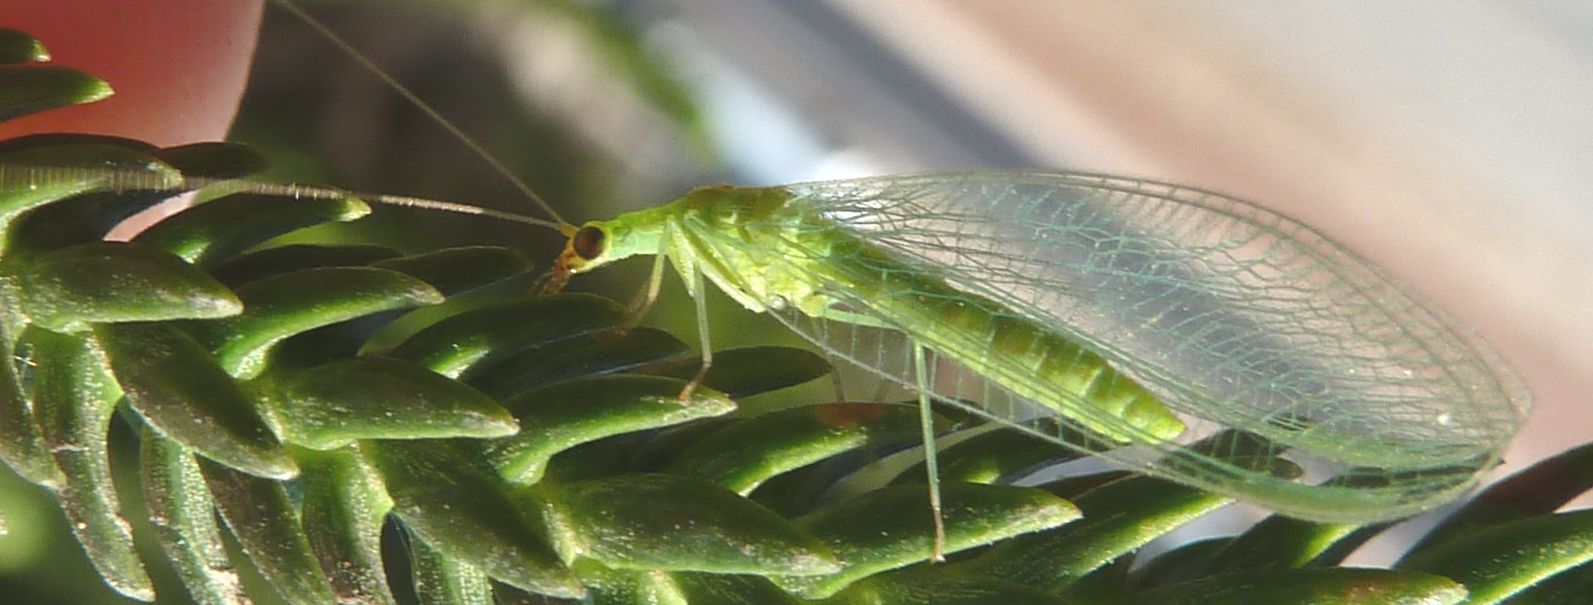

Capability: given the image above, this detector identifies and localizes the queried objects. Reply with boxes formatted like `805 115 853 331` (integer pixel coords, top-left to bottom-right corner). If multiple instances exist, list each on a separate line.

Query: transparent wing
690 172 1530 522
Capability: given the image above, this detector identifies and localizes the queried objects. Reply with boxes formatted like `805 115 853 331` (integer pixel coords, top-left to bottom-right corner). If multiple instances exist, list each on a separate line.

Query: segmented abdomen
804 232 1186 443
684 191 1184 443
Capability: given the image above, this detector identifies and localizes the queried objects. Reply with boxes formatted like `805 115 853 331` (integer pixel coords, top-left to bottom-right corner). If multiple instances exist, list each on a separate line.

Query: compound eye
572 225 607 260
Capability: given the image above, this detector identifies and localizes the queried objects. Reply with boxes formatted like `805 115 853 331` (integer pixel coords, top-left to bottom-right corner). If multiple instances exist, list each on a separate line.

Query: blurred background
2 1 1589 602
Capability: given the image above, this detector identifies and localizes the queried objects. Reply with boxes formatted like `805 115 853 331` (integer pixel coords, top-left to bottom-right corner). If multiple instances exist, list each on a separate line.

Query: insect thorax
663 185 838 313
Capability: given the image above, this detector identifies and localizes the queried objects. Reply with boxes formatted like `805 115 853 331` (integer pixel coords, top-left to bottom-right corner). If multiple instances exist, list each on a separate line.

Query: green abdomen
687 191 1184 443
813 237 1186 444
896 288 1185 442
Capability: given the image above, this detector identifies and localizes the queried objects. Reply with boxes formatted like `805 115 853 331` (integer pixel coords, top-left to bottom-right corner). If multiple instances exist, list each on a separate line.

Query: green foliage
1 26 1591 605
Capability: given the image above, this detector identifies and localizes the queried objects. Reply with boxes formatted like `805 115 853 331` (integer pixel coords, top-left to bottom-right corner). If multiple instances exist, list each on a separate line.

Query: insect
35 0 1536 557
534 172 1531 531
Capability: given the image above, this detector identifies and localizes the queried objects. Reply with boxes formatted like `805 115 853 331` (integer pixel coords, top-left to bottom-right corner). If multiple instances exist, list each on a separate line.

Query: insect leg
624 242 670 326
677 266 713 404
913 342 948 562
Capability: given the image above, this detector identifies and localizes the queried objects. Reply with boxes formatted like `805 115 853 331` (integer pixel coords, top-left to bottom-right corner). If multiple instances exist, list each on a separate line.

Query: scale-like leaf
825 571 1074 605
1199 516 1374 575
0 308 60 485
200 459 339 605
18 242 242 331
408 537 493 605
139 430 244 605
669 402 932 495
645 346 831 399
360 438 584 599
96 321 297 478
0 28 51 64
950 474 1238 593
1131 568 1466 605
666 572 801 605
297 447 397 605
1130 537 1234 589
267 356 516 449
774 483 1080 598
1398 509 1593 604
384 293 627 377
540 473 840 575
1410 441 1593 555
0 65 112 121
571 561 656 605
488 375 735 484
153 141 271 178
463 326 689 399
191 266 443 378
19 326 152 600
578 564 803 605
891 423 1078 486
1504 560 1593 605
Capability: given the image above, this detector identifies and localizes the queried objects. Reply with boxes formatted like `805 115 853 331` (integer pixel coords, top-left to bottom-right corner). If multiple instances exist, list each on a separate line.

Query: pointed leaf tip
545 474 841 576
270 356 517 449
20 242 242 331
0 65 113 122
96 322 296 479
489 375 736 484
0 29 52 64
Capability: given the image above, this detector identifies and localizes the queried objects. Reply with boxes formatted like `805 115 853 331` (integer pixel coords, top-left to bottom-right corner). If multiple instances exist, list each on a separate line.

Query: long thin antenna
269 0 573 229
0 165 565 231
215 179 567 230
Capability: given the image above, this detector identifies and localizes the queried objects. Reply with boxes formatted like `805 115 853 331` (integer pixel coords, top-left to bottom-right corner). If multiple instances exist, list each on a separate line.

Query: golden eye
572 225 606 260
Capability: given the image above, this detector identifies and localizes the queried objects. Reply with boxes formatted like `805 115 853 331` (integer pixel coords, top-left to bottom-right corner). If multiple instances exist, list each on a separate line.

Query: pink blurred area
0 0 264 234
0 0 262 146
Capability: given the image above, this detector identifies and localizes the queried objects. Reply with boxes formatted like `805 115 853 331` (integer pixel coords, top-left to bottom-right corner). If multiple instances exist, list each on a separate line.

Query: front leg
623 239 670 327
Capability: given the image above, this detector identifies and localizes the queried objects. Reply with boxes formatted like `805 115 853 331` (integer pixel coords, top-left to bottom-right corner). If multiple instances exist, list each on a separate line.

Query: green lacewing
18 0 1534 537
4 162 1533 523
536 173 1530 526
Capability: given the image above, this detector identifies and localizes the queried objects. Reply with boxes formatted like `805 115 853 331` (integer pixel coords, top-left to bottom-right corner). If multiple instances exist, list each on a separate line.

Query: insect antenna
0 164 566 232
206 178 570 231
269 0 573 232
